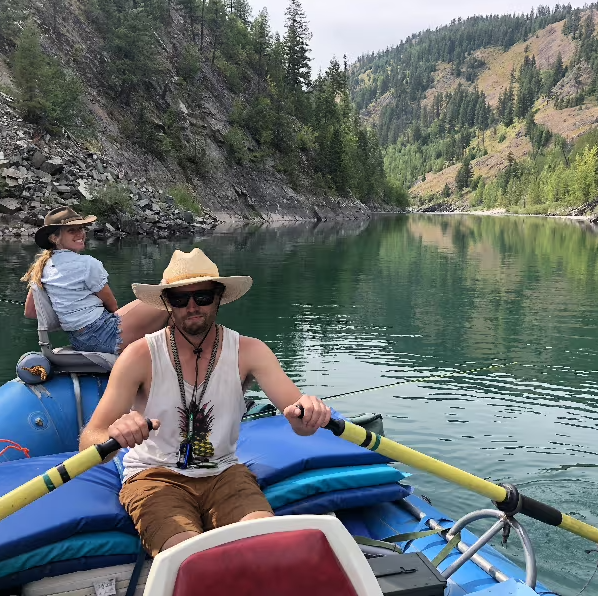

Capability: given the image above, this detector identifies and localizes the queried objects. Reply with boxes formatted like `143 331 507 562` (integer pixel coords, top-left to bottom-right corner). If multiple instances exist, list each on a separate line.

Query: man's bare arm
79 339 157 454
241 336 330 435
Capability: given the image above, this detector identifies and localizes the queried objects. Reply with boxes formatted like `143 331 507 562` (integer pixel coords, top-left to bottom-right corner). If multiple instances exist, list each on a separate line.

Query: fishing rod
0 295 25 307
0 420 155 522
321 361 517 402
297 406 598 545
248 361 517 406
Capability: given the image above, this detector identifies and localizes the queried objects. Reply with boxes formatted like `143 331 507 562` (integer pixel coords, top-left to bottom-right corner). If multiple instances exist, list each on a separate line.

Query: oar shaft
323 417 598 545
0 445 104 522
0 420 151 523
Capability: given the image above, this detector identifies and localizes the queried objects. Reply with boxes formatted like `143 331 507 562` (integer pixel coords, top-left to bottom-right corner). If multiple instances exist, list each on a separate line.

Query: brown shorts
119 464 274 557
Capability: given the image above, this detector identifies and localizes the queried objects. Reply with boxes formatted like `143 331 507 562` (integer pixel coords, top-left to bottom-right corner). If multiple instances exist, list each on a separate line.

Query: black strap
125 543 147 596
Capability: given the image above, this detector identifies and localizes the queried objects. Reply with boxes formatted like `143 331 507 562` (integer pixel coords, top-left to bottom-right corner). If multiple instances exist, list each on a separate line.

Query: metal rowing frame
401 499 538 588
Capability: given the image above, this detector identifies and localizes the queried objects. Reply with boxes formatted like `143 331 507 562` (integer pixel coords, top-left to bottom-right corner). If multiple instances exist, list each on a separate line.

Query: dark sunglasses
164 288 221 308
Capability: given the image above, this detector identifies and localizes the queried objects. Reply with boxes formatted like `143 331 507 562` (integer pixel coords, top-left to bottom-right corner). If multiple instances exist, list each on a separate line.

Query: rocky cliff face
0 90 220 239
0 3 376 238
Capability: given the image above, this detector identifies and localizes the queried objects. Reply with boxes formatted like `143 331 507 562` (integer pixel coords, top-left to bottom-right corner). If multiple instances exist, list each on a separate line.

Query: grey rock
105 222 116 232
0 199 22 214
31 151 46 169
40 158 64 175
2 167 22 179
76 180 93 200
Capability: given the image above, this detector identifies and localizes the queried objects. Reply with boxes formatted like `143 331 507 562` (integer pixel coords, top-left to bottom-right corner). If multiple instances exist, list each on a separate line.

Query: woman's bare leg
116 300 170 350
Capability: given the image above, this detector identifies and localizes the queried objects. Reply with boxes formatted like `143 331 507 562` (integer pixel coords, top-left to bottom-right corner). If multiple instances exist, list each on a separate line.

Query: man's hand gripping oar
297 406 598 545
0 419 158 523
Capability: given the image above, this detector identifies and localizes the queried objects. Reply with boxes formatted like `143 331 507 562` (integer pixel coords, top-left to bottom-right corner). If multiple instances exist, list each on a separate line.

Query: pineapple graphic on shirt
178 400 216 467
192 402 215 460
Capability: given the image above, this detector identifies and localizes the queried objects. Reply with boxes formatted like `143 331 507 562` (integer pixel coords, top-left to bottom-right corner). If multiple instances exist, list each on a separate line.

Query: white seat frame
143 515 383 596
30 284 116 374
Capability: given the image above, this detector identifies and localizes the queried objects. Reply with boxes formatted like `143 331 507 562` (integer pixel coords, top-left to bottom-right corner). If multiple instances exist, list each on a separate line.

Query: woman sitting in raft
21 207 170 355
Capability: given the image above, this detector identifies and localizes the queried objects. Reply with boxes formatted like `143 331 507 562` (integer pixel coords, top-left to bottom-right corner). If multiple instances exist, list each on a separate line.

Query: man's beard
180 313 211 336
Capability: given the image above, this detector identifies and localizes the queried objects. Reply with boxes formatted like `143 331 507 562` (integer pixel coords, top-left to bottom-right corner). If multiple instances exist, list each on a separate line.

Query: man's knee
159 514 272 553
160 530 201 553
240 510 275 522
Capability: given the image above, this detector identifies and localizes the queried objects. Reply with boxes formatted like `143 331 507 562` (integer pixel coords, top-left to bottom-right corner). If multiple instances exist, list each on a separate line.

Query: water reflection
1 214 598 593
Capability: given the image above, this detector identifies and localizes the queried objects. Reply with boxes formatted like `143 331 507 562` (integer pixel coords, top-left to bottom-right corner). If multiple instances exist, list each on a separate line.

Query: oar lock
494 483 524 517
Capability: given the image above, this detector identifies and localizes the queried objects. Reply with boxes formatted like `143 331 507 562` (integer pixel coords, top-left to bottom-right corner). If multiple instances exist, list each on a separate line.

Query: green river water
1 213 598 594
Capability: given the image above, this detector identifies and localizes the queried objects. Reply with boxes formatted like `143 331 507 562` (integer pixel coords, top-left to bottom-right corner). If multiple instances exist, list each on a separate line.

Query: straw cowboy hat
132 248 252 309
35 207 97 250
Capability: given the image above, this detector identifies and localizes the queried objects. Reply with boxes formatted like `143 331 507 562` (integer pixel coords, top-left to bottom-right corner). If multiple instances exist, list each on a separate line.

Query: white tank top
122 326 246 481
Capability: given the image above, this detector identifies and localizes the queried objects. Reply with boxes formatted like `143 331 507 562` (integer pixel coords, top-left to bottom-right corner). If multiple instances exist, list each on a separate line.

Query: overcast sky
246 0 589 74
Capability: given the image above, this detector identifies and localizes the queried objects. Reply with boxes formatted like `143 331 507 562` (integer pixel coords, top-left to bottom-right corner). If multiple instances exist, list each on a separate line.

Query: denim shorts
68 309 123 355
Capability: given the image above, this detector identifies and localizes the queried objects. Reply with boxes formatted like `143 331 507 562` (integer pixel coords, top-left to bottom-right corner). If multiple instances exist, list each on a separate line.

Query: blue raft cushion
238 413 392 487
0 454 136 562
274 483 413 516
263 464 410 509
0 532 142 581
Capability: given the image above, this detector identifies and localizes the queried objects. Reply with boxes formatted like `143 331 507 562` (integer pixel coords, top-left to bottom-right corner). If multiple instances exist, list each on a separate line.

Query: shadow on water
2 214 598 593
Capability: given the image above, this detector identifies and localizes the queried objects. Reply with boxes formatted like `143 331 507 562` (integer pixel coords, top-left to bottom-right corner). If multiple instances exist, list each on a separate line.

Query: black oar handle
96 418 155 460
496 483 564 526
295 404 345 436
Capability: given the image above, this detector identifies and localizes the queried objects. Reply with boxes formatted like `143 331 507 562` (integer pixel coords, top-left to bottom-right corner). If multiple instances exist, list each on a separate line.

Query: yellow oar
303 409 598 545
0 420 154 523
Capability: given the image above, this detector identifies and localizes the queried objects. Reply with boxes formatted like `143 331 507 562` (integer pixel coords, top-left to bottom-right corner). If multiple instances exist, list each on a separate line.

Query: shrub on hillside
80 183 133 220
12 22 87 134
170 185 203 215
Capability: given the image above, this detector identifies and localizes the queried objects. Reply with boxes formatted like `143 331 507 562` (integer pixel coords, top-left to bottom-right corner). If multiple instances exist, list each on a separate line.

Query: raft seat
32 285 116 374
144 516 383 596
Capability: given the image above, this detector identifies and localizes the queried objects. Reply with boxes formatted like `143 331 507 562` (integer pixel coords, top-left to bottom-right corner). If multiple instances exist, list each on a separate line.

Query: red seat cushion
172 529 359 596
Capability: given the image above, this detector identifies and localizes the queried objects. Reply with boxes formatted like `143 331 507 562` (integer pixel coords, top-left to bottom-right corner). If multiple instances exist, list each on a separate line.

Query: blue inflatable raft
0 363 560 596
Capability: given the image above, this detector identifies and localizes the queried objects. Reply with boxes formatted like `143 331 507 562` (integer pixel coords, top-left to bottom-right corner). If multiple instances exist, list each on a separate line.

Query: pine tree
206 0 226 65
283 0 312 94
177 0 200 41
231 0 251 24
251 8 271 87
12 22 84 131
0 0 25 45
552 52 565 87
103 9 160 104
12 23 48 124
455 157 473 190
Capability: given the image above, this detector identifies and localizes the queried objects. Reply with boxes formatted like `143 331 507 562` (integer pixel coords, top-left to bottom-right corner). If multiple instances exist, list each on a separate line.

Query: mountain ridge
350 5 598 217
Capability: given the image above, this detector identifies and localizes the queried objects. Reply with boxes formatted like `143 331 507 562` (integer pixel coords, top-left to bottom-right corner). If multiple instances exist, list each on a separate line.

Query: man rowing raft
79 248 331 556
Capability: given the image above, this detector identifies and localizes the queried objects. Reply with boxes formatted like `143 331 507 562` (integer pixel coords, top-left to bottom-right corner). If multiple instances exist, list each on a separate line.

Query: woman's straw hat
35 207 96 249
132 248 252 309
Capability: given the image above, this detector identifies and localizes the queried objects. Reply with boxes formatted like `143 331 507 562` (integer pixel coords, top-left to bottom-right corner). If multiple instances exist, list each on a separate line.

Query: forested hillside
0 0 405 229
351 4 598 215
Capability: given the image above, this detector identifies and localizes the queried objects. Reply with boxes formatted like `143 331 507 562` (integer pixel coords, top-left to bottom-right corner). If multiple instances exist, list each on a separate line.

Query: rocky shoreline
0 91 219 240
410 199 598 223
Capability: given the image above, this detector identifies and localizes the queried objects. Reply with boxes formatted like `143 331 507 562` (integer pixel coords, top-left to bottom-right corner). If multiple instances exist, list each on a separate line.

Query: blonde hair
21 250 55 288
